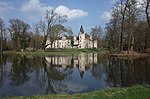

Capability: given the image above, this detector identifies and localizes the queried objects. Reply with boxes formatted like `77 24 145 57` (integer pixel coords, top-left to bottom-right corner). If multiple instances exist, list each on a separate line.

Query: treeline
0 18 44 51
0 10 68 51
105 0 150 53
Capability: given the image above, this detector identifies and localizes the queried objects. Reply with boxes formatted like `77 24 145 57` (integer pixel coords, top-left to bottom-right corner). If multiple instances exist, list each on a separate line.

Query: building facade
46 26 97 49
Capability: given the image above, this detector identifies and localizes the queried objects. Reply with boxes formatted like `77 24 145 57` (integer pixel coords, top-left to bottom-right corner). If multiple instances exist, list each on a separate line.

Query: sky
0 0 120 35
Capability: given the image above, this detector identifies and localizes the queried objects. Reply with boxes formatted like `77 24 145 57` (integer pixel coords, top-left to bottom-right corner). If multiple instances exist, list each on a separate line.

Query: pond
0 53 149 98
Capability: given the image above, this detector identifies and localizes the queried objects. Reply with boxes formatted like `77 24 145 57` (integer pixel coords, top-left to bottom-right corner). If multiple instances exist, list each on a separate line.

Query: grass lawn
7 85 150 99
1 48 108 56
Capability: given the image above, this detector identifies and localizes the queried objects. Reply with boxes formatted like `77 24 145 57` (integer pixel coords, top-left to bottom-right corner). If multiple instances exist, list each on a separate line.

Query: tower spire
80 25 84 34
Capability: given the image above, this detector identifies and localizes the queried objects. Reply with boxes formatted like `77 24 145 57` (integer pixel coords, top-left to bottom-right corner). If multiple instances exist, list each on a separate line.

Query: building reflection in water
45 53 97 79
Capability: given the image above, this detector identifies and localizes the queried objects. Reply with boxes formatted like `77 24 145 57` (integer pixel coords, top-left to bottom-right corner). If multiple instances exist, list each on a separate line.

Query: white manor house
46 26 97 49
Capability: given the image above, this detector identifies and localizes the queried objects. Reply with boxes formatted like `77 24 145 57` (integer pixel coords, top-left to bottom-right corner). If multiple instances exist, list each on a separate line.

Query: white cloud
20 0 53 20
20 0 88 21
100 11 111 23
55 5 88 20
0 2 14 18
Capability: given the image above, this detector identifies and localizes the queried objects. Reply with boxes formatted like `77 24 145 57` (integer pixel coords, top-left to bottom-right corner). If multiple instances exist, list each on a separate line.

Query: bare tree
128 0 139 52
105 0 142 53
30 23 43 49
0 18 4 51
8 19 30 50
120 0 130 52
145 0 150 29
105 5 121 53
66 27 74 47
38 9 67 50
66 27 73 36
90 25 103 48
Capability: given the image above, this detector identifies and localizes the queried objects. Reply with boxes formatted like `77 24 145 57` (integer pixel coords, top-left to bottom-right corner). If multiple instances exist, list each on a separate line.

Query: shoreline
109 51 150 58
110 53 150 57
7 85 150 99
0 48 108 56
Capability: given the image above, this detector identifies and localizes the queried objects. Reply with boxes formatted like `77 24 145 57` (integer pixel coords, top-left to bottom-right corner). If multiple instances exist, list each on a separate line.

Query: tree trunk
127 0 135 53
145 29 148 50
145 0 150 29
0 25 3 52
93 39 94 49
130 19 135 52
120 0 129 52
130 36 134 51
42 35 47 50
128 35 131 53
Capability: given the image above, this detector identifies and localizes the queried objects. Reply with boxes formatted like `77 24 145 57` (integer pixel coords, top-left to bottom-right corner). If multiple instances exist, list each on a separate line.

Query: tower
79 25 84 35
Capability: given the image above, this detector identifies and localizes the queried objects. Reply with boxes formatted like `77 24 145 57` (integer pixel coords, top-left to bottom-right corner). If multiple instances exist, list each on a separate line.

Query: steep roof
79 25 84 34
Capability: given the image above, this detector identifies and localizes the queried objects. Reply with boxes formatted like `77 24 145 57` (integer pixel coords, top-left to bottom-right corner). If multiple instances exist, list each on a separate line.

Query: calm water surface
0 53 149 98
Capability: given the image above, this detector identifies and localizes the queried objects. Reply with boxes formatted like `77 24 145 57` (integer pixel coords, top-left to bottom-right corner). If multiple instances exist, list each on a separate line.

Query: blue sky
0 0 119 35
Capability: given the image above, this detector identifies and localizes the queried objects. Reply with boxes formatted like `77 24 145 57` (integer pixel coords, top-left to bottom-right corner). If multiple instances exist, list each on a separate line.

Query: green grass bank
1 48 108 56
7 85 150 99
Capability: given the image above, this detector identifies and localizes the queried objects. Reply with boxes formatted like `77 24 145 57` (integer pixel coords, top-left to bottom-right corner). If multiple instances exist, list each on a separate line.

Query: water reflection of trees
91 54 107 80
41 57 67 93
106 57 150 87
0 54 7 88
0 54 71 94
9 55 30 86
